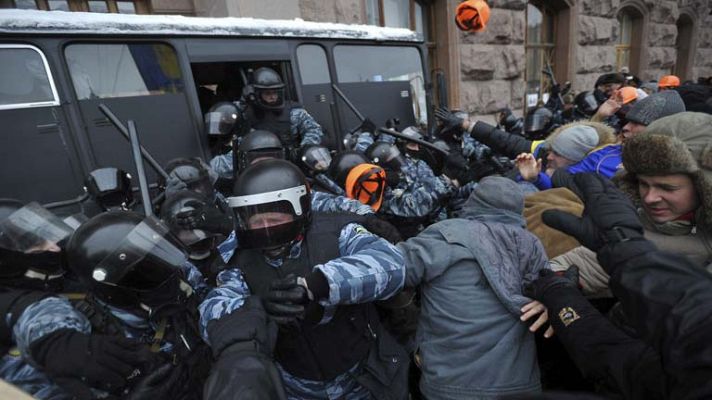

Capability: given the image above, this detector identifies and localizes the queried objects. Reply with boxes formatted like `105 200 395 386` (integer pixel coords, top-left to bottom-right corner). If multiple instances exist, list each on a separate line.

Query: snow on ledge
0 9 422 42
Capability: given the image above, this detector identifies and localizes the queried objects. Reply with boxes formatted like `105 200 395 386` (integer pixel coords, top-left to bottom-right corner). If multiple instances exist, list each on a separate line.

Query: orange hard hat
345 164 386 212
658 75 680 88
455 0 491 33
615 86 638 104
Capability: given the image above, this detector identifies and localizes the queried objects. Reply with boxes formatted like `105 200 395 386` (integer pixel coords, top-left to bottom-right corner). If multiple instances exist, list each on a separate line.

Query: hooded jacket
398 177 547 399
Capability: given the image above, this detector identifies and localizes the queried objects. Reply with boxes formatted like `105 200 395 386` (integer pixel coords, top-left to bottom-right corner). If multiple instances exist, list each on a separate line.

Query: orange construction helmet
345 163 386 212
658 75 680 89
615 86 638 105
455 0 491 33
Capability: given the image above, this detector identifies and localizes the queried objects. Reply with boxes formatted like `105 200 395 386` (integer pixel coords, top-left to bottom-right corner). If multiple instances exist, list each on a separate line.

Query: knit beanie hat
465 176 524 216
549 125 599 162
625 90 686 126
640 81 658 93
595 73 626 87
618 112 712 226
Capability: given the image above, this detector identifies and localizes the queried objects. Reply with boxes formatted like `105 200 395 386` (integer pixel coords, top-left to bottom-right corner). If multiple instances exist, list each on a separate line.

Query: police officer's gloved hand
175 200 233 236
434 107 464 135
125 362 180 400
264 273 329 325
30 328 152 391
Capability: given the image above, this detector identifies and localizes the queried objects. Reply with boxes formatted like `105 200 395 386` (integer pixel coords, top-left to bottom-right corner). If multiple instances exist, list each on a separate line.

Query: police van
0 9 431 212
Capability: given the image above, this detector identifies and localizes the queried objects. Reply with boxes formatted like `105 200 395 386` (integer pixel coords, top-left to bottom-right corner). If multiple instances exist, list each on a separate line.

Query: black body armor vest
246 101 300 150
235 212 380 381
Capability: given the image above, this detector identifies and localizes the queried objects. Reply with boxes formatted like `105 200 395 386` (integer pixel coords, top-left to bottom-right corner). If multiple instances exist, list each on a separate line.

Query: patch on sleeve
558 307 581 327
354 225 370 235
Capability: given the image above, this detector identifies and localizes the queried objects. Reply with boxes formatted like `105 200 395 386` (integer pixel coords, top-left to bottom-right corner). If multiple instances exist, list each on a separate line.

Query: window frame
0 44 61 111
525 2 557 107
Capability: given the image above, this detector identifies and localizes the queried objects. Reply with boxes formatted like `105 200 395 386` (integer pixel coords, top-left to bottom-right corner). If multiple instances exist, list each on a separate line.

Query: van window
65 43 184 100
0 45 60 110
296 45 330 85
334 45 426 124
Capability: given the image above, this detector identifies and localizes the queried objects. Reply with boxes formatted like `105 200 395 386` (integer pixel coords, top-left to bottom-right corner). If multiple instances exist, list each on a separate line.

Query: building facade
4 0 710 117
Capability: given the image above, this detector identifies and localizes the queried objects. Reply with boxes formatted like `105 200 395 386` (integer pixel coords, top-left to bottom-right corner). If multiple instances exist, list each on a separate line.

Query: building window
365 0 432 39
525 2 555 108
674 13 694 79
615 6 644 74
2 0 148 13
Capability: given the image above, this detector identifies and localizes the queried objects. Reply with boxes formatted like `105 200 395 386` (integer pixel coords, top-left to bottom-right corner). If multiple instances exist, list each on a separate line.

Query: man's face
247 211 293 230
546 151 576 170
638 174 699 223
621 122 647 143
260 89 280 105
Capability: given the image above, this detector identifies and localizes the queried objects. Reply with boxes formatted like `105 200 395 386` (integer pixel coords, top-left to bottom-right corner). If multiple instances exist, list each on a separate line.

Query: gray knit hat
549 125 599 162
625 90 686 126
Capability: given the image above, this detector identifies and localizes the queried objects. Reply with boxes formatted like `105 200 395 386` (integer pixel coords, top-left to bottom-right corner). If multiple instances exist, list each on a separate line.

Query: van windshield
65 43 184 100
334 45 426 125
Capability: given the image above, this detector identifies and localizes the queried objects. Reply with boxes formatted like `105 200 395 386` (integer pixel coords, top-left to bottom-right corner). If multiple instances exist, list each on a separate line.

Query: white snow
0 9 422 42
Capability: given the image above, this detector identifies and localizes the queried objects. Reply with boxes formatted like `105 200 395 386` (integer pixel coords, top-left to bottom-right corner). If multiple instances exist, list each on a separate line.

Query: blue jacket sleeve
210 152 234 180
311 191 375 215
314 223 405 308
198 269 251 342
13 297 91 361
291 108 324 146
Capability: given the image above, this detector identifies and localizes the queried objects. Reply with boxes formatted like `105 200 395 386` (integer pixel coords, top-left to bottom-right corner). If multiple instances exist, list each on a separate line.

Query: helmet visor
205 106 239 136
91 216 187 290
228 185 309 249
0 202 74 253
525 112 551 133
302 147 332 172
255 87 285 110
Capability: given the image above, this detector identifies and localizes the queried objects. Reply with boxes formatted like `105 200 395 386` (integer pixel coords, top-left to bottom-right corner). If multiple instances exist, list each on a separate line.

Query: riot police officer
199 159 408 399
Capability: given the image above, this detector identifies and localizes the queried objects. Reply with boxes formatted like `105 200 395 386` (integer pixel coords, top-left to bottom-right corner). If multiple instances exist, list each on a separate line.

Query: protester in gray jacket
397 176 549 399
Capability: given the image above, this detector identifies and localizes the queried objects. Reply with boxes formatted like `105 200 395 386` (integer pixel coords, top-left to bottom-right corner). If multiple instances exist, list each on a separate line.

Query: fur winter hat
617 112 712 226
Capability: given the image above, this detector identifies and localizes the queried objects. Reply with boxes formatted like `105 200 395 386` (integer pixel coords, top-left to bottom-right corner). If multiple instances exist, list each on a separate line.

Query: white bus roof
0 9 422 42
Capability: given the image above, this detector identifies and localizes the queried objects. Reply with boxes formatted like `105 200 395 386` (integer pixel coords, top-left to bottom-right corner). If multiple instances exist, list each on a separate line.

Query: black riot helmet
160 191 223 262
328 151 370 189
421 140 451 176
84 167 134 211
524 106 554 140
250 67 286 111
228 160 310 250
66 211 189 312
204 101 242 137
161 158 215 197
0 200 73 288
366 142 406 172
574 90 600 117
437 110 469 143
235 130 286 173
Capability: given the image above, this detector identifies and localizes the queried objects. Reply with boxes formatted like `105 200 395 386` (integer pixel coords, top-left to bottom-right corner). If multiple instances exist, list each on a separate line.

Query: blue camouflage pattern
198 223 405 398
2 263 207 399
208 107 324 179
380 156 454 218
462 135 491 161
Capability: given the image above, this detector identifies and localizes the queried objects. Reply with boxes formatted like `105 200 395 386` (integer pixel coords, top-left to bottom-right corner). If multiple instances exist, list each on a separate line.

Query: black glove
434 107 464 135
524 266 580 302
175 200 233 236
541 173 645 253
30 329 152 390
263 275 311 325
125 362 181 400
359 215 403 244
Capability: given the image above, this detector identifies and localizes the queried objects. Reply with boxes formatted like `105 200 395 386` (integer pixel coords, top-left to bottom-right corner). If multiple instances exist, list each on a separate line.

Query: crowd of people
1 65 711 400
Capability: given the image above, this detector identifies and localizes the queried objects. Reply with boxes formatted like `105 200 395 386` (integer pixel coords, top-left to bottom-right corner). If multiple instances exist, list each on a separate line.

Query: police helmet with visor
228 160 310 250
251 67 286 111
